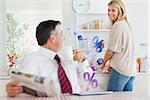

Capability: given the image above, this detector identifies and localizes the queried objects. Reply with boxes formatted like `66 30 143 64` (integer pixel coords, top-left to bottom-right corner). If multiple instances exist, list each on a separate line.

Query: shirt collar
39 46 57 60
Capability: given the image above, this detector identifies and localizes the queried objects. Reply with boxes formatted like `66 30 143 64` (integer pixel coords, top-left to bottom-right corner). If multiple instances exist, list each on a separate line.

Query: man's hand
73 49 84 62
6 81 23 97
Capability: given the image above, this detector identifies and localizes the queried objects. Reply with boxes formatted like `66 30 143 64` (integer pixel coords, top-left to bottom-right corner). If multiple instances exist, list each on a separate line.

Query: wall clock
72 0 90 13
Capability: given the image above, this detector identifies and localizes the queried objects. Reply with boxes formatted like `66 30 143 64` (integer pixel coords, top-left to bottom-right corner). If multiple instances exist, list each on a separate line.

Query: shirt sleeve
17 55 39 75
76 60 93 74
108 24 123 53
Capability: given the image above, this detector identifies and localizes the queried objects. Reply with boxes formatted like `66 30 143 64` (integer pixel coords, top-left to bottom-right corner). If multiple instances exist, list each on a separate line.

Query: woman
101 0 136 91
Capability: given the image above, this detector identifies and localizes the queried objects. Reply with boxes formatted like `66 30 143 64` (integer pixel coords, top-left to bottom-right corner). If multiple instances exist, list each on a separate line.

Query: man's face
54 25 63 52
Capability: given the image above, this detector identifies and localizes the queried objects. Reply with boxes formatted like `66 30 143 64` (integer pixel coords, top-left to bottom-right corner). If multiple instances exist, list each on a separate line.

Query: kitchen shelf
78 29 110 32
0 76 10 80
75 12 110 59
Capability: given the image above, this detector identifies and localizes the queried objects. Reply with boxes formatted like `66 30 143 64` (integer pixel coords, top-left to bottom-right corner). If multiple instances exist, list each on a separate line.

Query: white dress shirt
17 46 90 96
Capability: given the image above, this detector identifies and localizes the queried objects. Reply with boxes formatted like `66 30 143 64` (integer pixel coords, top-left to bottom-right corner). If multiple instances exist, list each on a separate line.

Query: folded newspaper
10 71 57 97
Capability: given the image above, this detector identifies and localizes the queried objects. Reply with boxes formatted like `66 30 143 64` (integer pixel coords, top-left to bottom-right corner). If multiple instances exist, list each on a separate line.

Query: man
6 20 87 97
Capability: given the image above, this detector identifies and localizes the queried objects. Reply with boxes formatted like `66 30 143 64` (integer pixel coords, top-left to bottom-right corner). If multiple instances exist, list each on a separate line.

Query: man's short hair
36 20 61 46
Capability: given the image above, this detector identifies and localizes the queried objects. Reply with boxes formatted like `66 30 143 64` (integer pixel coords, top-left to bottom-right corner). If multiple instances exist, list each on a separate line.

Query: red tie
54 55 72 93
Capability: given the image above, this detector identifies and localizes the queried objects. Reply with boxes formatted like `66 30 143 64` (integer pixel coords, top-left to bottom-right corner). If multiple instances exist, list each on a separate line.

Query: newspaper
10 71 56 97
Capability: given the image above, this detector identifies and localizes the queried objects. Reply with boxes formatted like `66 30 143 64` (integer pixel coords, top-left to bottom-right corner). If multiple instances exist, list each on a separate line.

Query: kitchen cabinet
75 13 110 59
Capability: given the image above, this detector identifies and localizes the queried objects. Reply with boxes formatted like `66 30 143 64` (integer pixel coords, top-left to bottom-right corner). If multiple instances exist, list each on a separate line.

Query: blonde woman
101 0 136 91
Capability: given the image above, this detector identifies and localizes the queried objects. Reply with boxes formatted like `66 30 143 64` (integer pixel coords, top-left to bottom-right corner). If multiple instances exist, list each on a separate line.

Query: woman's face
108 5 119 22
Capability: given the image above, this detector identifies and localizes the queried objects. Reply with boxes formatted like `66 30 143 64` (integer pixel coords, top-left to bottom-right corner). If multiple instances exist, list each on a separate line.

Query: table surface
0 91 149 100
0 73 150 100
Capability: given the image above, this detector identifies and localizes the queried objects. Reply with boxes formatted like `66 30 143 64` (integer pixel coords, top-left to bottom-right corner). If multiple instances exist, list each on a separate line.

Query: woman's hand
6 81 23 97
97 62 105 72
73 49 85 62
101 63 105 70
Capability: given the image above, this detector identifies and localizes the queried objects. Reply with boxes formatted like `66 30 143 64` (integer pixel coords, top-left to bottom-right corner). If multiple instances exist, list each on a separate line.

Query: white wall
63 0 149 57
0 0 63 76
62 0 76 47
6 0 63 52
124 0 148 57
0 0 7 76
148 0 150 59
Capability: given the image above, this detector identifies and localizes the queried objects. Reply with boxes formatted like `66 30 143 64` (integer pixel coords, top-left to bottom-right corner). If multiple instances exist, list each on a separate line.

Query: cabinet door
133 73 150 94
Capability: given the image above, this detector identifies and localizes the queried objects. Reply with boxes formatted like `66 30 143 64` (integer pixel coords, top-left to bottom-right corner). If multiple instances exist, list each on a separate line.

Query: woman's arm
102 49 114 68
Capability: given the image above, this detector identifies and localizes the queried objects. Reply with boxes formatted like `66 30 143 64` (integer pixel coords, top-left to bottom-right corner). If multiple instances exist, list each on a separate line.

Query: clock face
73 0 90 13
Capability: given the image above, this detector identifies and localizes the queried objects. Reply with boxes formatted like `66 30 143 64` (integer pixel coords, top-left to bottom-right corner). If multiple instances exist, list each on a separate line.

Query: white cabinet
133 73 150 94
80 73 150 93
75 13 110 59
79 73 109 92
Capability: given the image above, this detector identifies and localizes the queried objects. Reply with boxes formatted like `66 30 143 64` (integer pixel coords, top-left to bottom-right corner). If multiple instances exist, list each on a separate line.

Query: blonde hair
108 0 130 28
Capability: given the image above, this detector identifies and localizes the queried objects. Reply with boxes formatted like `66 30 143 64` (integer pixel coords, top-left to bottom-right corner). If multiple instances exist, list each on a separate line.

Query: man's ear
48 34 56 43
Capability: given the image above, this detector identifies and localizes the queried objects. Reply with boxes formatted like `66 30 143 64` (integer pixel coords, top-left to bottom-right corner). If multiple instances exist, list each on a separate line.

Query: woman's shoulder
112 20 128 30
113 20 126 27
